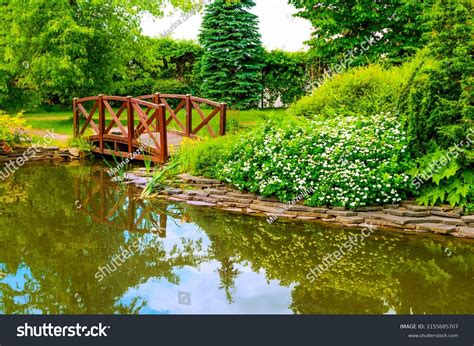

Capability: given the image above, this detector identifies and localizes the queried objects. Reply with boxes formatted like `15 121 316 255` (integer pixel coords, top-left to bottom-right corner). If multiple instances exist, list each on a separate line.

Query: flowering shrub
220 113 413 208
0 111 29 147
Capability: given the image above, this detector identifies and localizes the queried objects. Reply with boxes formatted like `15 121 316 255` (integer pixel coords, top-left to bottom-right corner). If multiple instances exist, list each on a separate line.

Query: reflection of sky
116 215 292 314
119 262 292 314
0 265 42 314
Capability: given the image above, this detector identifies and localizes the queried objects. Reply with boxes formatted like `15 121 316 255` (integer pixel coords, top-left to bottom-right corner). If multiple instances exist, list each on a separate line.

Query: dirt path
29 129 71 146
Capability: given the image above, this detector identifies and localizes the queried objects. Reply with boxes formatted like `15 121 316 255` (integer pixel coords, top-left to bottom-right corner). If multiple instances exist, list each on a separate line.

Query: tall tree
199 0 264 109
0 0 198 108
288 0 435 66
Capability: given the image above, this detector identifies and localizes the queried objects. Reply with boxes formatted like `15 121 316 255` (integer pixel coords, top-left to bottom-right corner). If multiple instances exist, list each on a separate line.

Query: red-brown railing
136 93 227 138
73 93 227 163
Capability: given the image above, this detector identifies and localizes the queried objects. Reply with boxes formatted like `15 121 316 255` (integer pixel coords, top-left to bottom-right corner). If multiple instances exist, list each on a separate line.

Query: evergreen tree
199 0 263 109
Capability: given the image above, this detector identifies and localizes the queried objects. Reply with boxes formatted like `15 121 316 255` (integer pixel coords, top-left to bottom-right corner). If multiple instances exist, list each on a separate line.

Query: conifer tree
199 0 263 109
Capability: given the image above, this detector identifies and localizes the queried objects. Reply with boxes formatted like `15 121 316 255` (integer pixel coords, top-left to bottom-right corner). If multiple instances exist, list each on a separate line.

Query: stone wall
0 146 82 163
127 172 474 239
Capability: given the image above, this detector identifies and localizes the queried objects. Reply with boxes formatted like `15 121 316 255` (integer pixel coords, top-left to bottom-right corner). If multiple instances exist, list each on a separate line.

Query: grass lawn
23 107 288 145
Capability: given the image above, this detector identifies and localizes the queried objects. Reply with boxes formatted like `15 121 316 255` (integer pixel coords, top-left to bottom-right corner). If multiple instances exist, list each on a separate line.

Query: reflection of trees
1 164 473 314
0 164 204 314
185 207 474 314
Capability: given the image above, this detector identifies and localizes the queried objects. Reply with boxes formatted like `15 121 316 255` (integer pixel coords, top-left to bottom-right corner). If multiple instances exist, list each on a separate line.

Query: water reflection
0 163 473 314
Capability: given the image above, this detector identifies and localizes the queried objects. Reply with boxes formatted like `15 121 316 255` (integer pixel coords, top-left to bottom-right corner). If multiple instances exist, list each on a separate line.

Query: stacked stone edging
128 172 474 239
0 146 82 163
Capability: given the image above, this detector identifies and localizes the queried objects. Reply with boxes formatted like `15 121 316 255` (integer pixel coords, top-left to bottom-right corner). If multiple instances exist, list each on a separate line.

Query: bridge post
98 94 105 153
185 94 192 137
219 102 227 136
127 96 134 155
73 98 79 138
154 93 161 133
158 104 168 163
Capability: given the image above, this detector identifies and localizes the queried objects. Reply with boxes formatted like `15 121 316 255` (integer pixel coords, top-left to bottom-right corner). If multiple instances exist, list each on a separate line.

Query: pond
0 163 473 314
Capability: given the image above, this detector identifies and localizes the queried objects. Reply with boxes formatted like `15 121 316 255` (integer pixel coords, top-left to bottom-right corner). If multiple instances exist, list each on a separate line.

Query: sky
141 0 313 52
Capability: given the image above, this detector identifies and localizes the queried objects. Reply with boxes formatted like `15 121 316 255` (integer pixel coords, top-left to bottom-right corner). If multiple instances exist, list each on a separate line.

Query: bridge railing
73 95 168 162
136 93 227 138
73 93 227 163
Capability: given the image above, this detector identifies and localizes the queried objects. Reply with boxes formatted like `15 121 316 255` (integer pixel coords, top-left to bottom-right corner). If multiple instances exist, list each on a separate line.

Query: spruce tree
199 0 263 109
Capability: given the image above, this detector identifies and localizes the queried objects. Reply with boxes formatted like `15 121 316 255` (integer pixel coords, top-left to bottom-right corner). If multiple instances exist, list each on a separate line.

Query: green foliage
141 162 179 198
290 64 408 118
220 114 413 208
114 37 202 97
68 136 92 153
399 0 473 155
0 0 200 108
171 136 235 179
199 0 264 109
261 50 311 107
399 0 473 208
0 111 28 145
154 79 191 95
288 0 434 66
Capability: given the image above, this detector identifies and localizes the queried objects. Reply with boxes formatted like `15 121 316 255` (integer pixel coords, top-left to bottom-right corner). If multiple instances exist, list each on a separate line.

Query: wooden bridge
73 94 227 163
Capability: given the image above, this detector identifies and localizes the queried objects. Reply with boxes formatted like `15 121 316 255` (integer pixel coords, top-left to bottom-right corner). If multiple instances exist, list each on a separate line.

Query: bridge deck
138 132 185 153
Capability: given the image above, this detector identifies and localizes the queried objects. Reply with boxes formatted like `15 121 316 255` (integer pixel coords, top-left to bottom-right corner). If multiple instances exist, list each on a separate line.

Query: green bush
220 114 413 208
153 79 191 95
172 135 235 179
289 64 409 118
262 50 311 107
399 0 473 209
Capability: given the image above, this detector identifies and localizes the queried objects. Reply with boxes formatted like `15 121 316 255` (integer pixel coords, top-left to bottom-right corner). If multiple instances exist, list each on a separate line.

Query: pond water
0 163 473 314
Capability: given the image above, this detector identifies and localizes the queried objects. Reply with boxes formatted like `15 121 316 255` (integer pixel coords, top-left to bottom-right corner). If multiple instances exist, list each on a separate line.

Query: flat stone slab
186 201 216 207
431 210 461 218
183 190 210 197
336 216 365 225
365 218 405 229
172 194 193 201
251 204 284 214
297 216 318 220
288 205 328 213
360 212 387 220
203 188 227 195
383 208 431 217
461 215 474 223
354 206 383 212
459 227 474 238
296 212 331 218
226 192 255 200
257 195 280 202
415 223 457 234
328 210 358 217
405 205 433 212
428 216 465 226
163 188 183 195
